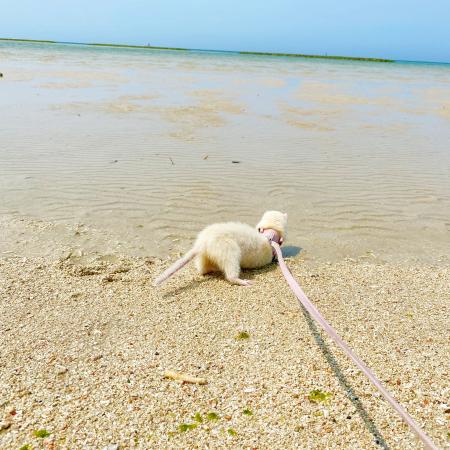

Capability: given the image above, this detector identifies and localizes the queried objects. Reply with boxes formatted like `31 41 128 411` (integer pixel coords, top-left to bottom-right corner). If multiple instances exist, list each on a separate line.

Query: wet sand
1 41 450 262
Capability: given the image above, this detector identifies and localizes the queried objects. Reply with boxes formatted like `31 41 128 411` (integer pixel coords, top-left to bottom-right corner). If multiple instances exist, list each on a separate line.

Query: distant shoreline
0 37 394 63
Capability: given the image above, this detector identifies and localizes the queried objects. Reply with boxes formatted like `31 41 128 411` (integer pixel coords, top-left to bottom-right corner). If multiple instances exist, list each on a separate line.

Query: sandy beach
0 217 449 449
1 41 450 449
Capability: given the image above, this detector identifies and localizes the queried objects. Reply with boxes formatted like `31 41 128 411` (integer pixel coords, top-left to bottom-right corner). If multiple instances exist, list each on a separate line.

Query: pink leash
270 240 438 450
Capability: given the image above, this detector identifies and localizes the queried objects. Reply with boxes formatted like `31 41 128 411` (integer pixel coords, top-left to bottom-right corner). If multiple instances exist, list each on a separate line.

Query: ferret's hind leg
228 275 253 287
195 254 217 275
210 241 253 287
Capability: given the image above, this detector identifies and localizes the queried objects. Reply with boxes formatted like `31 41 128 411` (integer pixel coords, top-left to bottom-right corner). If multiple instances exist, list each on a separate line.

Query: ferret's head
256 210 288 240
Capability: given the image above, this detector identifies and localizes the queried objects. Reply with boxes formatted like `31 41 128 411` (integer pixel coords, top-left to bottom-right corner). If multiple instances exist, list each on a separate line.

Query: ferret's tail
154 248 197 286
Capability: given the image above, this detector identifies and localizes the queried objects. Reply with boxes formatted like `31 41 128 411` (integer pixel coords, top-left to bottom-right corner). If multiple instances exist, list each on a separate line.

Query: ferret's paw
230 278 254 287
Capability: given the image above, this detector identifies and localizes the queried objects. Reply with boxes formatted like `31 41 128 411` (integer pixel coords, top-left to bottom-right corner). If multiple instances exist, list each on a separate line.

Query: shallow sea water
1 41 449 262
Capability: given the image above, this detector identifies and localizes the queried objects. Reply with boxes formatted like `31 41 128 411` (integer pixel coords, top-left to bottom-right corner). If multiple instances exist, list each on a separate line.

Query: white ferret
154 210 287 286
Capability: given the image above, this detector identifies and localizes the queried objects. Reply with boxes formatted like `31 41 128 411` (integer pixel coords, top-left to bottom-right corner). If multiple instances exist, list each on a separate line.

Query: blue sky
1 0 449 62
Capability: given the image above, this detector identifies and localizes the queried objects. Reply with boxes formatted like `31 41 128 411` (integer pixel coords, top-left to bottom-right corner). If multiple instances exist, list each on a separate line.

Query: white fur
154 210 287 286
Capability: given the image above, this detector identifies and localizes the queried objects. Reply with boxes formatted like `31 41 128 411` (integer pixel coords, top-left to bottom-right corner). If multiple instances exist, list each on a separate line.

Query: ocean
1 41 449 262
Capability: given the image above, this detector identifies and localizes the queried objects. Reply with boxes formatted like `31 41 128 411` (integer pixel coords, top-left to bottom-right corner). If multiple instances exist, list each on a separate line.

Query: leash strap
259 228 282 259
271 241 437 450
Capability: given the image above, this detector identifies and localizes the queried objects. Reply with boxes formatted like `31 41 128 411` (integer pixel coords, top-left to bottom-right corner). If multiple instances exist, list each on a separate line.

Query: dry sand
1 220 449 449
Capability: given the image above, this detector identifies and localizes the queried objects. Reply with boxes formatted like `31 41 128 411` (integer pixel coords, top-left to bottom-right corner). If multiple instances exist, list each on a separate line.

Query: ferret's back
195 222 257 246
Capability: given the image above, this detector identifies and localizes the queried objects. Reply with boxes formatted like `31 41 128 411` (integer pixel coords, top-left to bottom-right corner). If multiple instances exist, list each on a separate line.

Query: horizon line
2 36 450 65
0 36 395 63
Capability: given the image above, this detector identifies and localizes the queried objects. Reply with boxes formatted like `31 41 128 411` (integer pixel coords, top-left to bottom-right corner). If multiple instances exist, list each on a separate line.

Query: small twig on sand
169 157 175 165
164 370 207 385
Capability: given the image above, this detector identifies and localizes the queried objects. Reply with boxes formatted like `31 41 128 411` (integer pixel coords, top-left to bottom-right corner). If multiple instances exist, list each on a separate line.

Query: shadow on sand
161 245 303 296
300 305 389 449
160 243 388 446
281 245 302 258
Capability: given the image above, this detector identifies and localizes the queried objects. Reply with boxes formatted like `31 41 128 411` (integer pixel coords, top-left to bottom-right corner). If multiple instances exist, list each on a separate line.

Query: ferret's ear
258 227 263 233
